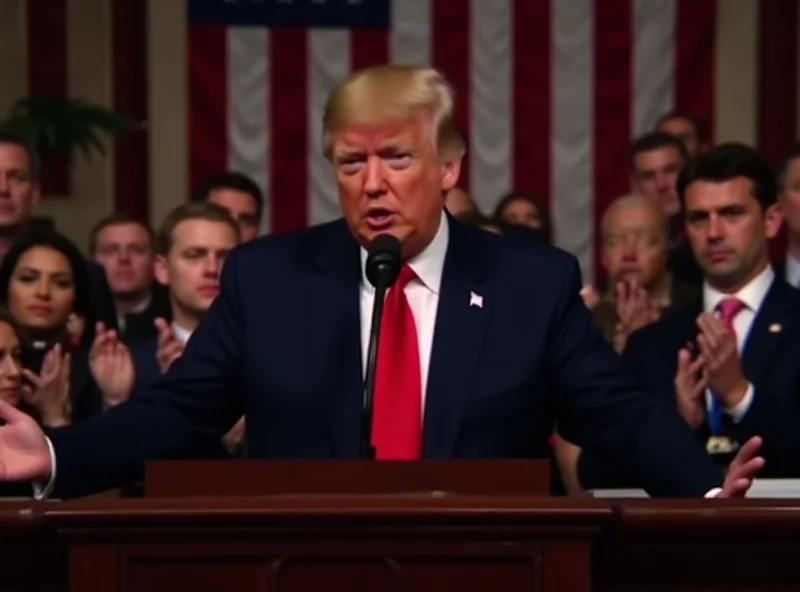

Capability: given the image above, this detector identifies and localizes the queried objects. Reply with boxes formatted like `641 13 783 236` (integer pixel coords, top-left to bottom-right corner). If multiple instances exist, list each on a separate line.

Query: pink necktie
717 298 745 336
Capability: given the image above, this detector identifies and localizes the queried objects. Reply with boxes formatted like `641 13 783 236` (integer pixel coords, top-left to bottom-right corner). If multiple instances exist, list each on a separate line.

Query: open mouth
365 208 395 230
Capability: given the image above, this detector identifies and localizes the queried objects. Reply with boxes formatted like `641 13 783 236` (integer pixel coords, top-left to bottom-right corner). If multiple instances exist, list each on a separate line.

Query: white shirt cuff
31 437 57 500
704 487 722 498
724 383 754 423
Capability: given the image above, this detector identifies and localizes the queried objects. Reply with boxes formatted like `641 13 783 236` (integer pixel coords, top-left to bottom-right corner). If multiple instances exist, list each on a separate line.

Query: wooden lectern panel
145 459 551 497
51 496 609 592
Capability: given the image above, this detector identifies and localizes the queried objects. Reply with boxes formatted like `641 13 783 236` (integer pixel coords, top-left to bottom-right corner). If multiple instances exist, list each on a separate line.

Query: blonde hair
601 193 668 241
322 64 465 159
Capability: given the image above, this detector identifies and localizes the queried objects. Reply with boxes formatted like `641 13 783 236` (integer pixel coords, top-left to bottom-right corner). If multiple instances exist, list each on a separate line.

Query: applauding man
577 143 798 489
592 194 699 353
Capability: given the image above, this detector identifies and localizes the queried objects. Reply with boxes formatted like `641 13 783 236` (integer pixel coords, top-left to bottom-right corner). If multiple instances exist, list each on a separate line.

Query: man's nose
364 158 385 196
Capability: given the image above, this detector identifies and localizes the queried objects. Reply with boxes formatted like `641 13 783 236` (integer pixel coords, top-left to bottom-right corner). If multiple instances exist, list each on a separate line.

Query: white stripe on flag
227 27 270 234
553 0 594 281
391 0 431 66
633 0 676 137
470 0 512 213
309 30 350 226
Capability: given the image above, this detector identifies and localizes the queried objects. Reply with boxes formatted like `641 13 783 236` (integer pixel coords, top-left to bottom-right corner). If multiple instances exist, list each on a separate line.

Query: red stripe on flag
351 29 390 71
512 0 552 240
593 0 633 281
432 0 471 194
675 0 716 144
27 0 69 196
269 30 308 233
112 0 148 220
188 25 228 197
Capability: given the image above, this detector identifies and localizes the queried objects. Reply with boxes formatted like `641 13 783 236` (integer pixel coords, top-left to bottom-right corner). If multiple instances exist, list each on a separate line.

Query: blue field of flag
189 0 391 29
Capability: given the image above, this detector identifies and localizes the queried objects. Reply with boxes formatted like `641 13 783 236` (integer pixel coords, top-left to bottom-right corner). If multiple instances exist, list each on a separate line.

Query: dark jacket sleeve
85 260 119 333
550 256 721 497
48 250 247 498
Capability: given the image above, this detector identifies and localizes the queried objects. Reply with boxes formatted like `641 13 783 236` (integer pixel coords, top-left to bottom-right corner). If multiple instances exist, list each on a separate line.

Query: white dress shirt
172 322 193 345
702 263 775 421
785 255 800 288
359 210 449 408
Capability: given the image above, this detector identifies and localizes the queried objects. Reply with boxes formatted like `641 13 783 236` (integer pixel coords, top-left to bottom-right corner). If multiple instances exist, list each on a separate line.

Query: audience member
571 143 799 489
192 172 264 242
493 191 549 241
443 187 475 217
655 110 709 158
775 141 800 287
0 231 129 423
128 202 243 453
594 194 699 352
89 215 171 343
630 131 703 285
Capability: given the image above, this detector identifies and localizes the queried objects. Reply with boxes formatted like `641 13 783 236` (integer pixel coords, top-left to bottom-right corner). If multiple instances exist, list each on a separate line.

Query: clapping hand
612 280 660 353
717 436 765 497
155 317 184 374
21 343 71 427
696 313 749 408
674 345 707 430
89 322 135 407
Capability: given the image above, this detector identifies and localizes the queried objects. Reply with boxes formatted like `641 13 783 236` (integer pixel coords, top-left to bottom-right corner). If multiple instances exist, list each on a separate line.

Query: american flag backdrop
188 0 715 281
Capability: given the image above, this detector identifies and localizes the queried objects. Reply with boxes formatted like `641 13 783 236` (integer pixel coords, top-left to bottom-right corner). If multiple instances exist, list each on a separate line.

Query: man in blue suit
0 65 762 499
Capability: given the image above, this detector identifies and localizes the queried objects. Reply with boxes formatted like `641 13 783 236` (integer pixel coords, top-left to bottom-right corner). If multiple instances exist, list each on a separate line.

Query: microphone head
366 234 402 289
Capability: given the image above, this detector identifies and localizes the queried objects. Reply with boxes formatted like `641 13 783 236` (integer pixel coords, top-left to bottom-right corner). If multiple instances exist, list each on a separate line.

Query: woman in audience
493 191 550 242
0 307 72 428
0 231 132 424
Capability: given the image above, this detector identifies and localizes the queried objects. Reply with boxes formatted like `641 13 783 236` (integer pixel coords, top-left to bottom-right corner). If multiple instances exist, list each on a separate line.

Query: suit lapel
305 221 364 458
422 221 491 458
742 278 800 384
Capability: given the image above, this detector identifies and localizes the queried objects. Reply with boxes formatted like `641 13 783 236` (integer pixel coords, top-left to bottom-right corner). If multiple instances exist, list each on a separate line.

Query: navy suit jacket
47 216 723 498
129 336 160 396
581 276 800 487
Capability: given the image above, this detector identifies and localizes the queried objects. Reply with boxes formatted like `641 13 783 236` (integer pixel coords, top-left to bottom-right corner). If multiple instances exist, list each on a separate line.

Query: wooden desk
3 498 800 591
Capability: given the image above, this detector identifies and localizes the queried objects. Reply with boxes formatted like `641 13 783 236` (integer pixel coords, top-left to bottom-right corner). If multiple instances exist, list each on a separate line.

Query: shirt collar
360 210 449 295
703 263 774 314
785 254 800 287
171 322 193 344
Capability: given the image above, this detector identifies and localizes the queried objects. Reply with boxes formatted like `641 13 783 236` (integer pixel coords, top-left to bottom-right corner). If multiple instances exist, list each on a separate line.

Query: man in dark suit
774 141 800 287
0 65 762 500
574 143 795 489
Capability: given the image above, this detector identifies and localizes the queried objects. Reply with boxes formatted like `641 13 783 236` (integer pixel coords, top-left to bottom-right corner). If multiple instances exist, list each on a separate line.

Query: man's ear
764 202 784 240
440 157 463 192
153 255 169 286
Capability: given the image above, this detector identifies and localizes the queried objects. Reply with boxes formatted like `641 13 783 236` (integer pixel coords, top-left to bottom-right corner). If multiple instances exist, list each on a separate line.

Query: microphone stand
361 282 388 459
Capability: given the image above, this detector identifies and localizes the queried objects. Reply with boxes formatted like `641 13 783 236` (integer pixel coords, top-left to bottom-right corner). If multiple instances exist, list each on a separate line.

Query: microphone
362 233 403 458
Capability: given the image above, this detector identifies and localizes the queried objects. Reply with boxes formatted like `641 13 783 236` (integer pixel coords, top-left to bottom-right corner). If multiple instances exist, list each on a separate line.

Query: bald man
593 194 699 352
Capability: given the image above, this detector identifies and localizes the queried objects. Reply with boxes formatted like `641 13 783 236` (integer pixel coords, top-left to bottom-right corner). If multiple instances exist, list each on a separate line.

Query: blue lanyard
708 395 723 434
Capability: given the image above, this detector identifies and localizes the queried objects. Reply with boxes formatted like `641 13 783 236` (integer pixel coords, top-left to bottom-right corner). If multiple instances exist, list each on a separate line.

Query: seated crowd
0 107 797 496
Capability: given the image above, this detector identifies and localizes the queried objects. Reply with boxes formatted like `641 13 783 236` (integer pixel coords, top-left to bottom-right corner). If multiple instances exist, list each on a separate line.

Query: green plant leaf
0 94 131 160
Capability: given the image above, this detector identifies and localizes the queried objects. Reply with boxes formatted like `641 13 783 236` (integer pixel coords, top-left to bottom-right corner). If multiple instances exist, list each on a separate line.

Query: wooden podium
44 460 612 592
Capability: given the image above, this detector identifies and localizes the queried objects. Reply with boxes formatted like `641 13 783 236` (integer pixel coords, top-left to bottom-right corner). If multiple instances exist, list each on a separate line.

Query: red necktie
372 264 422 459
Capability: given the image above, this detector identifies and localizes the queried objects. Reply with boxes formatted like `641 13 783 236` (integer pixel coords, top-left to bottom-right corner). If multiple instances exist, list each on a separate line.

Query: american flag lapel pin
769 323 782 333
469 291 483 308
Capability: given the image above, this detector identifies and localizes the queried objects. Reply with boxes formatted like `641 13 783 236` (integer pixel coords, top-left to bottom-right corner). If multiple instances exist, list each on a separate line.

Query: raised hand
612 280 660 353
0 400 51 483
21 344 71 427
89 322 135 407
674 346 707 430
717 436 765 497
579 284 600 309
696 313 749 408
155 317 184 374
